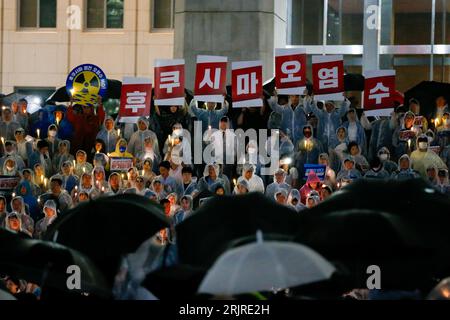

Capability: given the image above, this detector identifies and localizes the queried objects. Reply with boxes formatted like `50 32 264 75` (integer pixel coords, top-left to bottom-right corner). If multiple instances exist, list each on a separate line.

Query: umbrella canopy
0 93 27 106
404 81 450 118
295 209 438 291
198 232 336 296
0 229 110 299
175 193 303 268
44 194 170 285
0 289 16 300
46 79 123 103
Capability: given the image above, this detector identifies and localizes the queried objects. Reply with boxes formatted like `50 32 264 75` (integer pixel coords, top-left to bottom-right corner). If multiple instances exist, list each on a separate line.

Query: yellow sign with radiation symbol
66 64 108 106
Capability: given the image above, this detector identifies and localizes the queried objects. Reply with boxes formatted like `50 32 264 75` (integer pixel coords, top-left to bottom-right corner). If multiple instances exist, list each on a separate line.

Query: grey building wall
174 0 287 89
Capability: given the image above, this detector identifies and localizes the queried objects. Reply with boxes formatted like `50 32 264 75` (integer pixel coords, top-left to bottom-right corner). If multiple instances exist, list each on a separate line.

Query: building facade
0 0 449 99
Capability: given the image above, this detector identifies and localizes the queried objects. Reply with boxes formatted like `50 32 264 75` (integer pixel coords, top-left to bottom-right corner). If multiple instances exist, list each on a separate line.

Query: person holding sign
268 90 308 146
188 95 229 133
304 94 351 151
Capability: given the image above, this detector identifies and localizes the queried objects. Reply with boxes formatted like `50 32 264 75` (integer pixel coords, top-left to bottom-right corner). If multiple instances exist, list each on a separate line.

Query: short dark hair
37 140 49 150
347 141 359 152
159 161 171 170
182 166 193 175
160 199 170 206
50 177 63 186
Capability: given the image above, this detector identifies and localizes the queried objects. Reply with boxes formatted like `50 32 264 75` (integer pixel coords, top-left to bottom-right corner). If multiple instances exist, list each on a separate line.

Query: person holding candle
392 111 417 160
0 140 26 171
48 105 73 141
265 168 291 201
12 99 30 132
127 117 160 159
294 125 324 179
434 96 449 119
28 140 52 177
0 106 21 141
30 108 51 140
1 156 19 177
299 170 322 205
4 213 30 237
45 124 61 160
90 166 109 198
336 157 362 184
135 136 161 172
14 128 33 165
52 140 74 174
15 180 40 222
73 150 93 177
96 116 119 154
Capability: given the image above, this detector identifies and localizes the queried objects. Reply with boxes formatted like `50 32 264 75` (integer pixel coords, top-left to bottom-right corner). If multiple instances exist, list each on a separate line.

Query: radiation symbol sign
66 64 108 106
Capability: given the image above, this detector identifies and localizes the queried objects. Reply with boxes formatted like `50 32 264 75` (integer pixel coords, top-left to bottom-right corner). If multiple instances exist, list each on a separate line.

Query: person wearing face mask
96 116 119 154
410 134 447 178
377 147 398 174
364 157 390 179
0 141 25 171
294 125 324 179
109 138 134 159
45 124 61 160
1 156 19 176
29 140 53 177
265 168 291 201
368 106 405 163
0 106 21 141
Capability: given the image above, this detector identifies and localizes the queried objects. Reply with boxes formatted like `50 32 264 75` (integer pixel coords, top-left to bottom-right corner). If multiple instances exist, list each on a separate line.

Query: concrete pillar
174 0 287 89
362 0 381 72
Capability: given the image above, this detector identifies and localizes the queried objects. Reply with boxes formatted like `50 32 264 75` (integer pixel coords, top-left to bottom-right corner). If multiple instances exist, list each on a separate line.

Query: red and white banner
363 70 396 116
275 48 307 95
154 59 185 106
119 77 152 123
231 61 263 108
312 55 344 101
194 55 227 103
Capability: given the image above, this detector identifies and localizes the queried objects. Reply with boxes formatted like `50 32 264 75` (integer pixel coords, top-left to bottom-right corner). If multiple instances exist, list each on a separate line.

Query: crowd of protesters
0 88 449 298
0 92 449 237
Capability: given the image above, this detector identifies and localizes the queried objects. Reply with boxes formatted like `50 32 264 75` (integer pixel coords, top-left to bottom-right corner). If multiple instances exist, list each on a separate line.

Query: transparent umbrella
198 231 336 296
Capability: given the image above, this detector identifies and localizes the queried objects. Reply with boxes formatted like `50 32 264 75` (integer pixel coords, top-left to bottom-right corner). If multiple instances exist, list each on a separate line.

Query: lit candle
12 192 16 198
117 129 121 138
435 118 440 126
56 117 60 126
233 178 237 186
44 178 48 188
337 182 341 189
75 186 78 191
101 187 105 193
70 89 75 96
37 197 41 204
407 139 412 150
40 175 44 183
1 137 4 145
37 129 40 139
141 170 144 177
83 167 86 173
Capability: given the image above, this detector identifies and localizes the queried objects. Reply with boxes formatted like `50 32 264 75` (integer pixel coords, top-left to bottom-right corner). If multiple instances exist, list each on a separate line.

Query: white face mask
379 154 388 161
418 142 428 150
48 131 57 138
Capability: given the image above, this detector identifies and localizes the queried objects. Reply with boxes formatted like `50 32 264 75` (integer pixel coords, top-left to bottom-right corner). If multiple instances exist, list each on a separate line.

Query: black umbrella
46 79 123 103
0 229 110 299
404 81 450 118
44 194 170 285
175 192 303 268
143 264 207 300
295 209 436 291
